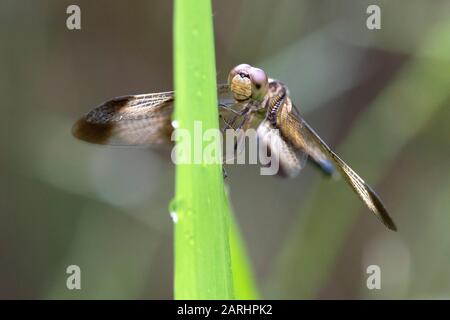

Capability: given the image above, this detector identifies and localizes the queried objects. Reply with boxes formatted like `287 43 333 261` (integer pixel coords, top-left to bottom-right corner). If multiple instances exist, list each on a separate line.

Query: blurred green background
1 0 449 299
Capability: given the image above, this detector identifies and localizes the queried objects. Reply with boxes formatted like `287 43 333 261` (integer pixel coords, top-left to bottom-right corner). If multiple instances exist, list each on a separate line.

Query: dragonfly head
228 64 268 102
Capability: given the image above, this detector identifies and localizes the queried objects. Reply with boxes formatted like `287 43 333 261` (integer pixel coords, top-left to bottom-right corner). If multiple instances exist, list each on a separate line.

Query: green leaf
226 191 260 300
173 0 258 300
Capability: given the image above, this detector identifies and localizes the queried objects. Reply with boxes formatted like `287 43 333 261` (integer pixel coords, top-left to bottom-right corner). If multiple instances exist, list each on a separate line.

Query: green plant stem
173 0 233 300
227 194 260 299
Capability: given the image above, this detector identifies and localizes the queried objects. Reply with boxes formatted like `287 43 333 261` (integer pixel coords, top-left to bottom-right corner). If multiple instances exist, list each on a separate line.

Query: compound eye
249 67 268 101
227 64 252 86
228 64 253 101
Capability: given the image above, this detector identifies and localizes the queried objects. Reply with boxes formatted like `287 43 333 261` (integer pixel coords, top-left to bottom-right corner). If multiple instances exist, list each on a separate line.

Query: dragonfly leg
219 114 234 132
219 104 242 130
232 115 249 154
222 166 228 179
226 106 250 130
219 104 241 116
221 107 252 165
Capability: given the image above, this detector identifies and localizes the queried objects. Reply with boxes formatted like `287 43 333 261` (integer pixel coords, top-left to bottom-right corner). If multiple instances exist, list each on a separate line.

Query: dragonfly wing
278 104 397 231
289 103 336 176
257 119 308 178
73 84 233 146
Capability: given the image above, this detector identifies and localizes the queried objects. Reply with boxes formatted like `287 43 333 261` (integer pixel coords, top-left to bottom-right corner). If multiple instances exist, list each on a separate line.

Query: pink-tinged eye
228 64 252 85
228 64 253 101
249 67 268 101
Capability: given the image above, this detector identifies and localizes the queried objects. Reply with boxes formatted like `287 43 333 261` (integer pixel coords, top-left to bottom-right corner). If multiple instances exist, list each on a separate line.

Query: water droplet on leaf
170 211 178 224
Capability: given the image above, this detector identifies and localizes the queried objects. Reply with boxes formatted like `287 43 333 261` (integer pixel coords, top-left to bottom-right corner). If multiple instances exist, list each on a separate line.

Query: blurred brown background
1 0 449 299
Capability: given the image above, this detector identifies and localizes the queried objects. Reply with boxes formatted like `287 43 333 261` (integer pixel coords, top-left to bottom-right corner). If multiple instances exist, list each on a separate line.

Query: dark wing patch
72 92 175 146
73 84 234 146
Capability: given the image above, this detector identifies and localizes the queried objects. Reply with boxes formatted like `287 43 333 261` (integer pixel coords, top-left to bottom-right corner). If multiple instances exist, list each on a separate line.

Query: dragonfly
72 63 397 231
